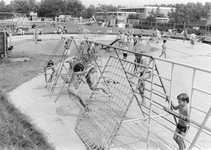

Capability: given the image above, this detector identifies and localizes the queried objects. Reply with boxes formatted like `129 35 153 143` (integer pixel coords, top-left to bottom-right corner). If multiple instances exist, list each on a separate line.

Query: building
29 12 38 21
95 11 136 24
120 6 175 18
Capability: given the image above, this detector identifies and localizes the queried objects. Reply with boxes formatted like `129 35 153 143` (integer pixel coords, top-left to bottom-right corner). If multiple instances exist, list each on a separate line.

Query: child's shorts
123 53 128 57
177 123 189 133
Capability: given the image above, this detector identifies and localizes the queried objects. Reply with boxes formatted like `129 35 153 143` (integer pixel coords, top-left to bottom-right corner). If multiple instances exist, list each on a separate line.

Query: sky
3 0 210 7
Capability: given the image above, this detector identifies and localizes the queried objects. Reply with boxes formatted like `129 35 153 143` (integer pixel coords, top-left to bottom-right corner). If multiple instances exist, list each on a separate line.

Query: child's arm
74 67 92 76
171 101 179 110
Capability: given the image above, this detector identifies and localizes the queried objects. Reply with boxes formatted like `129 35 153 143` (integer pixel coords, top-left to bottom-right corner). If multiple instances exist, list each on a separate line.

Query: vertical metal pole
4 31 7 58
146 58 156 150
189 69 196 116
155 63 177 124
73 38 85 64
169 63 174 108
43 37 65 67
189 107 211 149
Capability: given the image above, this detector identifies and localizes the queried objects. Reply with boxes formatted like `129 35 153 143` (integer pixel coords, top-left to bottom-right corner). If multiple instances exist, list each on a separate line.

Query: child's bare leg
173 128 180 146
138 80 145 104
68 91 86 109
159 52 163 57
178 129 188 150
164 52 166 58
173 128 187 150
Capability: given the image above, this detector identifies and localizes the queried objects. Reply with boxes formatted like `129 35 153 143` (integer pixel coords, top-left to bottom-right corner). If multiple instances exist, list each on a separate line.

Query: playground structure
43 36 211 150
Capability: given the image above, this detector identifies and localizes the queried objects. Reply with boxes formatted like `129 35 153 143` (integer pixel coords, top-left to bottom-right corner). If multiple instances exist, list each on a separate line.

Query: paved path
9 35 211 150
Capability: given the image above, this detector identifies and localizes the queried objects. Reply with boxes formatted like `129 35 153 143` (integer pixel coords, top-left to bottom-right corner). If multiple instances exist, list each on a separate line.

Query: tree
11 1 31 13
82 4 95 18
95 4 118 12
146 7 165 23
128 14 139 19
0 0 5 9
155 7 166 17
38 0 66 17
146 10 156 23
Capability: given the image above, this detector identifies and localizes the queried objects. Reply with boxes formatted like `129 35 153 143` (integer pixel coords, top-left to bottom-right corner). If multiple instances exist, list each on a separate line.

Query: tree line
0 0 121 18
0 0 210 23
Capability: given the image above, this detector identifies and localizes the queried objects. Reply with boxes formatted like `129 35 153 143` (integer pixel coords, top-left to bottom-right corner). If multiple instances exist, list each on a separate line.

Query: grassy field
7 20 155 35
0 51 56 150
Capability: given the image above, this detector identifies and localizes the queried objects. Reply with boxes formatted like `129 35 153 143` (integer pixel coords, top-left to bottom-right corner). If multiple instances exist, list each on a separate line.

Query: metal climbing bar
44 36 211 150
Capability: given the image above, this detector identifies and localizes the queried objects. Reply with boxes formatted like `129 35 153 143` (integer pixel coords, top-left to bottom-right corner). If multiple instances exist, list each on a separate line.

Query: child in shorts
159 40 167 58
123 44 128 60
171 93 190 150
67 63 92 111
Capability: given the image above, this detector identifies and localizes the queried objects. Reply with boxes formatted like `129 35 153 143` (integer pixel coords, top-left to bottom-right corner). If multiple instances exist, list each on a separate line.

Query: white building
120 6 175 18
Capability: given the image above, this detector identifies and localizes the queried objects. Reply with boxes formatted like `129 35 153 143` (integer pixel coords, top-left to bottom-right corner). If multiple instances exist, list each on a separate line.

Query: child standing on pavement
159 40 167 58
171 93 190 150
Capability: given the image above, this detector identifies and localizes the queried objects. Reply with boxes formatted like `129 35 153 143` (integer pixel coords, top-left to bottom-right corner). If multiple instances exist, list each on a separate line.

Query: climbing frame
75 53 153 149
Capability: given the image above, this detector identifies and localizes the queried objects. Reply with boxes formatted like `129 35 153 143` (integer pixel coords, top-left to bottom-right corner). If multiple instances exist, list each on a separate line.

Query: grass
0 52 56 150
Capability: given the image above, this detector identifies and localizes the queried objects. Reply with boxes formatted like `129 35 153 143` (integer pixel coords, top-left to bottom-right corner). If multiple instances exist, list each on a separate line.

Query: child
159 40 167 58
171 93 190 150
123 44 128 60
67 63 92 111
182 29 187 42
64 40 70 55
190 33 196 48
134 34 143 52
85 67 111 96
135 58 152 104
45 60 56 84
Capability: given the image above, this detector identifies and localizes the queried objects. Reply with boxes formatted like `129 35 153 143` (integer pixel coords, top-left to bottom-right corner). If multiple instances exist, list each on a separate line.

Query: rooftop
120 6 175 9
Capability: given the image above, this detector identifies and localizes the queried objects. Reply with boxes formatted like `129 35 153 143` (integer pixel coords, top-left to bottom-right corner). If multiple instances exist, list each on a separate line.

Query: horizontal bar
86 40 154 59
122 113 169 123
154 56 211 74
193 87 211 96
153 73 171 81
151 118 197 147
148 143 157 150
191 119 211 134
153 92 166 99
153 82 163 88
152 88 170 97
149 130 176 150
191 105 208 114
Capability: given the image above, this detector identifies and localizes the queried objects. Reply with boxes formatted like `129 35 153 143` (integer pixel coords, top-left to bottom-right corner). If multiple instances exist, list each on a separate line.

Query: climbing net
75 45 154 149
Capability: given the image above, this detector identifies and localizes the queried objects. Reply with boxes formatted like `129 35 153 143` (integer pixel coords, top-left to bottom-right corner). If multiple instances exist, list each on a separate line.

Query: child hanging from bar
85 66 112 97
171 93 190 150
134 56 152 104
45 59 57 83
64 39 71 55
67 63 92 111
